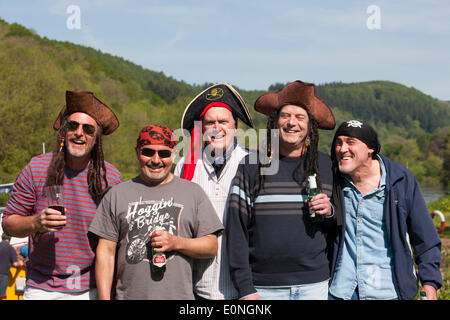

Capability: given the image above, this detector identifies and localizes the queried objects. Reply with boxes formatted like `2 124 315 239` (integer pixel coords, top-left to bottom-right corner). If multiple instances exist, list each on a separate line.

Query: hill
0 19 449 188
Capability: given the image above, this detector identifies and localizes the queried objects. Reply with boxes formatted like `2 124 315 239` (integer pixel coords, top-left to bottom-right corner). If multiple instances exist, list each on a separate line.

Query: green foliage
436 232 450 300
425 194 450 300
428 194 450 239
428 194 450 217
267 83 286 91
441 129 450 189
0 193 10 207
5 23 37 38
382 134 445 187
439 278 450 300
316 81 450 133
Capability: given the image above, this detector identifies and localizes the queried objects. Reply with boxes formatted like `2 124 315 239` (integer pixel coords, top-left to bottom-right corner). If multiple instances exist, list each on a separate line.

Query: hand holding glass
45 185 66 231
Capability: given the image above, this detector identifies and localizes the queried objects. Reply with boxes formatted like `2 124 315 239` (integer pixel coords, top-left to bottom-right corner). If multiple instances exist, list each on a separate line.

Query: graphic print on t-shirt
125 196 182 265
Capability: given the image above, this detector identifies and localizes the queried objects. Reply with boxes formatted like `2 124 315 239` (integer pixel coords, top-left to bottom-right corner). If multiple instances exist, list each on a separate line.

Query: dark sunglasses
141 148 172 158
67 120 96 135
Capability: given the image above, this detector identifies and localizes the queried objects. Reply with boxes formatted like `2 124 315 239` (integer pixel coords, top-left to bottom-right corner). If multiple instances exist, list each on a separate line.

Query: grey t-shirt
89 175 224 300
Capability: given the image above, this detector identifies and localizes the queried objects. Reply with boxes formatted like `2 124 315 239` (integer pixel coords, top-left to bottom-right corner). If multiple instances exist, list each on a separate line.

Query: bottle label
308 174 317 189
153 253 166 267
308 174 317 217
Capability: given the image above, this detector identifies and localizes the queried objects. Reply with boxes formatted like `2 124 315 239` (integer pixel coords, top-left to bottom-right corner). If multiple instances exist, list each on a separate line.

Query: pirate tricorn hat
254 80 335 130
180 83 253 181
181 83 254 132
53 91 119 135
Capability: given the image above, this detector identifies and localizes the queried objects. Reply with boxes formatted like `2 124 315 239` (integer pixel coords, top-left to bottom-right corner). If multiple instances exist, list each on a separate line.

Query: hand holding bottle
307 174 332 223
308 193 333 217
150 225 169 274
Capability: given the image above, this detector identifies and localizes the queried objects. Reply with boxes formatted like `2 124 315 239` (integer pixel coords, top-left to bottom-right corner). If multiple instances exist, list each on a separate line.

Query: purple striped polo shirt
1 152 122 292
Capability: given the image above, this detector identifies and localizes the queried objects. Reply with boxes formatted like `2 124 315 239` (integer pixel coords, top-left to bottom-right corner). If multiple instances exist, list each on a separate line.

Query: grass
439 242 450 300
427 194 450 299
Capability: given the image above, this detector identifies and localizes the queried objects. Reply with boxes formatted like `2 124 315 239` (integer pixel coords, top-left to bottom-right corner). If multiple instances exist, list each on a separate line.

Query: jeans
255 279 329 300
328 287 399 300
0 274 8 297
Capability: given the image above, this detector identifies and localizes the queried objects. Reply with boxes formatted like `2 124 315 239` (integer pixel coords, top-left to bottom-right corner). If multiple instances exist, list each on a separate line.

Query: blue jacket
330 154 442 300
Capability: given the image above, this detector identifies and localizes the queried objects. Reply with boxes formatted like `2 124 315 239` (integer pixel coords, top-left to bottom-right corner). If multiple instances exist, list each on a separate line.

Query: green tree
442 131 450 189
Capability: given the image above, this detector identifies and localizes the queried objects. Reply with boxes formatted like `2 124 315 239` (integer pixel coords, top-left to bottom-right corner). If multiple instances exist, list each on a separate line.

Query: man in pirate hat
90 124 223 299
174 83 254 299
2 91 123 300
226 81 336 300
328 120 441 300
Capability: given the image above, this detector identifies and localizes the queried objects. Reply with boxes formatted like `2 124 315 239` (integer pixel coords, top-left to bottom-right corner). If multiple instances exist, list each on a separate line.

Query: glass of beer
45 185 65 216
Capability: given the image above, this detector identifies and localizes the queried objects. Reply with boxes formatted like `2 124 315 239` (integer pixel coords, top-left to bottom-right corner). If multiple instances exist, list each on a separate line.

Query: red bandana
136 124 177 148
198 102 233 120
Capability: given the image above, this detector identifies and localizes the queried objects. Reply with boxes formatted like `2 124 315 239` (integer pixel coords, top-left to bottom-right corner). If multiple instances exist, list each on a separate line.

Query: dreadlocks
46 115 110 205
252 108 322 202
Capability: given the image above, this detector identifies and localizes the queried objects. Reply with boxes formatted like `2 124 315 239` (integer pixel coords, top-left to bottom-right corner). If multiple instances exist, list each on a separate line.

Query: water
421 188 447 204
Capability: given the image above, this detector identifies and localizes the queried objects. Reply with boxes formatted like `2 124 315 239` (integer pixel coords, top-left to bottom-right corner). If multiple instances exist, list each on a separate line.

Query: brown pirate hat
181 83 254 132
53 91 119 135
254 80 335 130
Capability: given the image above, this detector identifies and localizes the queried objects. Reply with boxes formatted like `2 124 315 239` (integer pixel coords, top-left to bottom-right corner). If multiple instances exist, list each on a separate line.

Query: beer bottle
419 291 427 300
308 174 323 223
152 224 166 274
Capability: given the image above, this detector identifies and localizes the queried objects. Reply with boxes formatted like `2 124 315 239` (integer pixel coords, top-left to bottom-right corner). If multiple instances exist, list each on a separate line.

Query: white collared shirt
174 144 249 299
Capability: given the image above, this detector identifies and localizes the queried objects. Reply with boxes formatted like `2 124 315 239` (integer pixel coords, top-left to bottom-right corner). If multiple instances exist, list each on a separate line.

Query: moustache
147 162 166 169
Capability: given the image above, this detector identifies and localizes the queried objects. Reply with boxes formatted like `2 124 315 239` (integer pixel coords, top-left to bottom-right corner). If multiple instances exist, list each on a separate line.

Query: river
422 188 448 204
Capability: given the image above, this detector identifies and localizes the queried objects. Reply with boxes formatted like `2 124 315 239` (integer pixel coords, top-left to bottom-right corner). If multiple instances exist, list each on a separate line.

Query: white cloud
165 28 185 48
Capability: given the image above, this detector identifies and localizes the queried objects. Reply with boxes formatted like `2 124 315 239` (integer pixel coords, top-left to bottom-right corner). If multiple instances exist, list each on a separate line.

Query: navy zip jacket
330 154 442 300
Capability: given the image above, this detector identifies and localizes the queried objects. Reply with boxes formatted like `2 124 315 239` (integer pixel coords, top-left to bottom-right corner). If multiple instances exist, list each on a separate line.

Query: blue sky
1 0 449 100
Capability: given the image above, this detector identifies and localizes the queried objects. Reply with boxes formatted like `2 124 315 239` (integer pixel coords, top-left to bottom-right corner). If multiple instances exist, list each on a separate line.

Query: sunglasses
67 120 96 135
141 148 172 158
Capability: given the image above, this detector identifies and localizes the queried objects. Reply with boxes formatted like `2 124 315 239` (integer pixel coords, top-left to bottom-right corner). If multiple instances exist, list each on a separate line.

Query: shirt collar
342 155 386 192
203 139 237 166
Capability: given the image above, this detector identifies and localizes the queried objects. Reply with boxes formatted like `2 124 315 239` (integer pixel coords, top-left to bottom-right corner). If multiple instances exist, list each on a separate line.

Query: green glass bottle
308 174 323 223
152 224 166 274
419 291 427 300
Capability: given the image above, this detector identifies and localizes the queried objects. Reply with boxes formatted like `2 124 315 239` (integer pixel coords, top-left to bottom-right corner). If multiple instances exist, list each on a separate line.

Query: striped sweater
1 153 122 292
226 152 335 299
